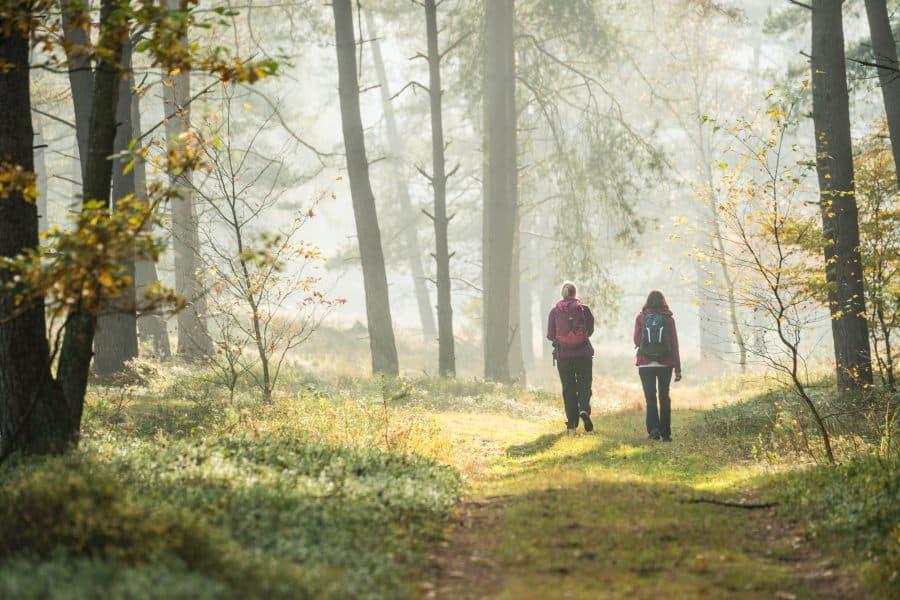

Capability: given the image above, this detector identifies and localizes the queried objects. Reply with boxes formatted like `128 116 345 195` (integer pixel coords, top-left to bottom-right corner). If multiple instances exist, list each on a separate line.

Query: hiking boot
580 410 594 433
565 427 577 436
649 429 661 440
661 436 672 442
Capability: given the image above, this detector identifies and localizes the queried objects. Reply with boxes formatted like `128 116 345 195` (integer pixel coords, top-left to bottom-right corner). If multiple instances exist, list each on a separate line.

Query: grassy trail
427 409 857 599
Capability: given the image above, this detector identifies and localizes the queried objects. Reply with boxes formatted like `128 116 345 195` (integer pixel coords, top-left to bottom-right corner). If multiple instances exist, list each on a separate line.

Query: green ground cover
0 364 895 598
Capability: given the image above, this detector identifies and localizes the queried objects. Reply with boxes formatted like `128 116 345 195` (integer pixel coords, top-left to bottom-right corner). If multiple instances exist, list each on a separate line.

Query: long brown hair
643 290 669 310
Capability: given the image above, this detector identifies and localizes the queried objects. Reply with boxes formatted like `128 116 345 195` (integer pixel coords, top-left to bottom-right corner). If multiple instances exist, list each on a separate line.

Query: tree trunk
422 0 457 376
60 0 92 182
519 232 534 370
365 10 438 342
811 0 873 389
164 0 214 360
57 0 124 429
509 222 525 384
0 10 73 455
333 0 399 376
34 115 48 234
702 160 746 370
93 40 138 376
864 0 900 184
131 80 171 359
483 0 517 382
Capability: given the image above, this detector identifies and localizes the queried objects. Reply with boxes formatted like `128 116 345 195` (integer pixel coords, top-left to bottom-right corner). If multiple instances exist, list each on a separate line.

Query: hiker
634 290 682 441
547 282 595 434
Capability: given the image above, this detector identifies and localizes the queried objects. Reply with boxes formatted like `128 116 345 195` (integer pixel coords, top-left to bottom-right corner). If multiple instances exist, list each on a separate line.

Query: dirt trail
425 409 862 600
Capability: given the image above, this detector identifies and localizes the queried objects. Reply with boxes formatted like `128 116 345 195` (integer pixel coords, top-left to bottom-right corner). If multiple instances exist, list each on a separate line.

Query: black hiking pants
556 357 592 429
639 366 673 438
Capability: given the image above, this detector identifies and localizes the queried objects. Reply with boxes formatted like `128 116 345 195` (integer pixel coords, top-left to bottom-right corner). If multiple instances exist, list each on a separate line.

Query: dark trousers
556 357 592 428
639 367 673 437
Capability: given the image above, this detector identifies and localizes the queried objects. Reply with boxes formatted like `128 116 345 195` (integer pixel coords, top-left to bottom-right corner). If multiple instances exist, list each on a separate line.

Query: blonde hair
561 281 577 299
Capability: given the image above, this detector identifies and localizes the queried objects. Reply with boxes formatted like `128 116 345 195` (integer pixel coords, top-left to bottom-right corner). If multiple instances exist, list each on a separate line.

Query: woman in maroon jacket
547 282 595 433
634 290 681 441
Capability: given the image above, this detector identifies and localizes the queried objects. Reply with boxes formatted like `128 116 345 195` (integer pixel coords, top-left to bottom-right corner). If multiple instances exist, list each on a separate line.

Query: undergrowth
0 362 469 600
692 376 899 595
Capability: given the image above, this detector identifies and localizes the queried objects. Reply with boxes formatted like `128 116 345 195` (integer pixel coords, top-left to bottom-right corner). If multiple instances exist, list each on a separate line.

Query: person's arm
584 306 595 337
547 308 556 342
633 313 642 348
670 315 682 380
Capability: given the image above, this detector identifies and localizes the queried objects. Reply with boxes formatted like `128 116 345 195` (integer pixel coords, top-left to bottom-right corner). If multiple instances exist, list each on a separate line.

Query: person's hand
674 372 682 382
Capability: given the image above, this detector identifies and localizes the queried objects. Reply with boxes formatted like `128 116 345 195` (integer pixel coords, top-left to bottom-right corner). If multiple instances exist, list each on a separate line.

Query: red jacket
547 298 595 359
634 309 681 374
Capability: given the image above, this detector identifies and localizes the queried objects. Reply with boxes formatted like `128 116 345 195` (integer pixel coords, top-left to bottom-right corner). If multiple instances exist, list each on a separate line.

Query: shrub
0 457 220 567
772 452 900 593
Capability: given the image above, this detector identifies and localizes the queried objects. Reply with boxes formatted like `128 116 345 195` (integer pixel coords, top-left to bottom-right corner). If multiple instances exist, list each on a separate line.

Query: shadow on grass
505 433 564 458
484 476 831 599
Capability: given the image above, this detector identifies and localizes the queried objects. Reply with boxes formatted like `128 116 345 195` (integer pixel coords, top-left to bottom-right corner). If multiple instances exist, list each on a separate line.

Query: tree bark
864 0 900 184
164 0 214 360
60 0 92 182
132 80 171 359
811 0 873 389
34 115 48 234
483 0 517 382
0 7 73 455
520 230 534 370
333 0 399 376
93 40 138 376
364 10 438 342
509 222 525 384
422 0 457 376
57 0 124 429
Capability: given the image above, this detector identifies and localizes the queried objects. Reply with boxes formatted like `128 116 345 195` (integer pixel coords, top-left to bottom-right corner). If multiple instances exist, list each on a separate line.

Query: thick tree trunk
365 10 438 342
864 0 900 183
131 80 171 359
163 0 213 360
94 40 138 376
0 12 72 455
333 0 399 376
483 0 517 382
811 0 873 389
423 0 457 376
57 0 124 429
60 0 92 181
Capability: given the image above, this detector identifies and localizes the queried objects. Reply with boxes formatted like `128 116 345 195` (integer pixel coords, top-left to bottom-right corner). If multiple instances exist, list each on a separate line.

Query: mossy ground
427 404 878 599
0 362 894 598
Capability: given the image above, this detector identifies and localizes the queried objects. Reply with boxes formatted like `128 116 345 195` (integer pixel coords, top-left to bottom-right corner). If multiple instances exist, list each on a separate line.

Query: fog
30 0 896 382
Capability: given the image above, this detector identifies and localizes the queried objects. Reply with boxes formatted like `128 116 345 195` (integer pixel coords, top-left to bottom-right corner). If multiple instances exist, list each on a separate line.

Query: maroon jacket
634 309 681 374
547 298 595 359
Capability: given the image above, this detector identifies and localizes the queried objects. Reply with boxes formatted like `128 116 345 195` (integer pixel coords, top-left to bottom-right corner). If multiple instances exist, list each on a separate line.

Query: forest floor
2 367 892 599
424 408 862 599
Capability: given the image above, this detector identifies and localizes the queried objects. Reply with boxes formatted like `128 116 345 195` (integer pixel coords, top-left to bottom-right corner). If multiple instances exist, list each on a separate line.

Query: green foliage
0 364 465 599
772 453 900 593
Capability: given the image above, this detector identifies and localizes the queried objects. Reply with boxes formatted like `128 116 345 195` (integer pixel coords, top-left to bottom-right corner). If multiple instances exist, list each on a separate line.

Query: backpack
639 311 671 361
554 303 589 349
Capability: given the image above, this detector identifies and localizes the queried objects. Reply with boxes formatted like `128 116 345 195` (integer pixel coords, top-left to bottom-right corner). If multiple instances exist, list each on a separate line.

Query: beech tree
420 0 458 376
364 10 438 343
862 0 900 186
93 39 138 376
332 0 399 376
164 0 214 360
810 0 873 389
0 0 274 455
482 0 517 382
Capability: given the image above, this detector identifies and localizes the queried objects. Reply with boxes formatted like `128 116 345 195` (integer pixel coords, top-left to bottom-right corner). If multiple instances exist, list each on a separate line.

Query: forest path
425 409 858 599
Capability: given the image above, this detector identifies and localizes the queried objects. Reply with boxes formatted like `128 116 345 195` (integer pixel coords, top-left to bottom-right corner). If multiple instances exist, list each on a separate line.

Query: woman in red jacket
547 282 595 433
633 290 681 441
